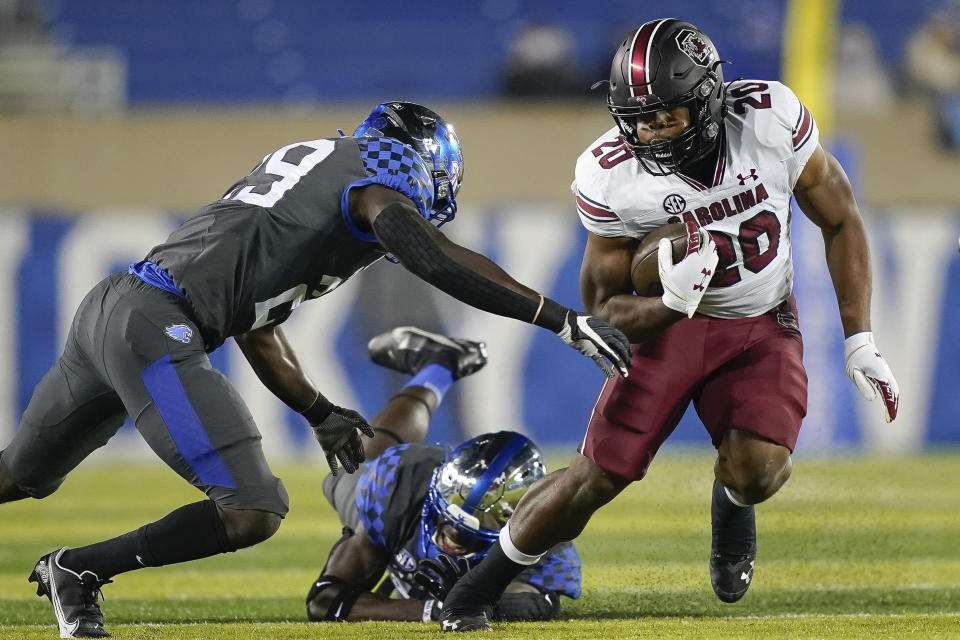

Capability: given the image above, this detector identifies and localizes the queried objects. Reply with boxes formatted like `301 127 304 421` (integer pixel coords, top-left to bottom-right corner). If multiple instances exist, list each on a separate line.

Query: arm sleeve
355 444 445 550
372 202 568 331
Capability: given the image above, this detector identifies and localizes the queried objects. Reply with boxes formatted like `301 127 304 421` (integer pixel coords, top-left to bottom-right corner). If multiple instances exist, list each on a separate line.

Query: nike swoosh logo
49 561 80 636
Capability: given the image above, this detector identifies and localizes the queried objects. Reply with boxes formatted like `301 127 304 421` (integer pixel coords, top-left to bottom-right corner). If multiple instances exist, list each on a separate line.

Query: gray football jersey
146 136 435 350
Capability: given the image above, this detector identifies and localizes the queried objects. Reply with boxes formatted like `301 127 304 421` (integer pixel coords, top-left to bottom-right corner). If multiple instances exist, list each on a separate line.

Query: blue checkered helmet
419 431 545 561
353 102 464 226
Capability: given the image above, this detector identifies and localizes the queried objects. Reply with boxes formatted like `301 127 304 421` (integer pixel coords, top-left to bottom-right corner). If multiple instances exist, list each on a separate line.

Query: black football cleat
710 481 757 603
29 547 113 638
367 326 488 380
440 607 493 632
710 543 756 603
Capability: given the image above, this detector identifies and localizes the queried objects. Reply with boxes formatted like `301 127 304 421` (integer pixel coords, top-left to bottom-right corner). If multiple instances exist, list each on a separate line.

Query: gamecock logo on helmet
663 194 687 215
676 29 713 66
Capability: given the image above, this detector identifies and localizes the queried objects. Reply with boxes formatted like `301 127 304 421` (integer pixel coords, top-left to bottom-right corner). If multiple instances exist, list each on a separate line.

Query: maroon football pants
579 298 807 481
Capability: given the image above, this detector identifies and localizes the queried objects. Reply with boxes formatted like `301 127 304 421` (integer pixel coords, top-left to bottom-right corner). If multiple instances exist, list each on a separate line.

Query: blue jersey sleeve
340 137 435 242
355 443 412 549
516 541 582 599
354 443 445 551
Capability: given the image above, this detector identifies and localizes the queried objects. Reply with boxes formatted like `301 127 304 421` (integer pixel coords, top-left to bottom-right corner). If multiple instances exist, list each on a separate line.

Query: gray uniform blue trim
339 136 436 242
128 261 185 298
339 177 384 243
141 354 236 489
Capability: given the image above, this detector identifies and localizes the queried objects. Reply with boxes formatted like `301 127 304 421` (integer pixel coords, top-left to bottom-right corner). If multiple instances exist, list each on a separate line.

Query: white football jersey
573 80 819 318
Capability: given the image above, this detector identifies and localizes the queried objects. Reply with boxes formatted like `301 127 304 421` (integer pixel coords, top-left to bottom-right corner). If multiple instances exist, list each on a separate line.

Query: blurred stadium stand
0 1 957 458
21 0 945 104
41 0 787 104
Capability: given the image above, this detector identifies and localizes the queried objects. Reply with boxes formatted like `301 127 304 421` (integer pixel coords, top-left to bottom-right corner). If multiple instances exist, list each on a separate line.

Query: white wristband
843 331 874 358
423 598 438 623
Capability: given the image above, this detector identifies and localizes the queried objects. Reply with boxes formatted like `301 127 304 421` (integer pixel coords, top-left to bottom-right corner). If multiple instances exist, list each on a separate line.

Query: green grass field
1 450 958 639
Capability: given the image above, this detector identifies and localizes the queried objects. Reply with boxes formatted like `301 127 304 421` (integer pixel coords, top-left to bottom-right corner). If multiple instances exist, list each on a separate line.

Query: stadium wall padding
0 204 956 461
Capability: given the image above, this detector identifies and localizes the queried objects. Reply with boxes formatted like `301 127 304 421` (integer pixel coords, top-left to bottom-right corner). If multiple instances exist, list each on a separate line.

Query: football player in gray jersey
0 101 628 639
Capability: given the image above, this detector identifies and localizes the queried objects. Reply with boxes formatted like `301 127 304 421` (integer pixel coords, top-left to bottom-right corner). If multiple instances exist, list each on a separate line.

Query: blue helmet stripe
461 433 530 515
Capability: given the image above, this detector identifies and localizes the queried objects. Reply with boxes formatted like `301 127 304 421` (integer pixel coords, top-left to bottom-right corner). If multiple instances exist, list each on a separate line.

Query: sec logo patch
663 194 687 215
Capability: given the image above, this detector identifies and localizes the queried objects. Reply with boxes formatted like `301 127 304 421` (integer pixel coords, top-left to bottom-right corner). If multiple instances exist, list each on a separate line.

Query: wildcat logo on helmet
676 29 713 66
164 324 193 343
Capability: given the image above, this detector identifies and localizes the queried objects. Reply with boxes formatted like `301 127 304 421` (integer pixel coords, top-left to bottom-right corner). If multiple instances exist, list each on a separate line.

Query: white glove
659 224 719 318
844 332 899 422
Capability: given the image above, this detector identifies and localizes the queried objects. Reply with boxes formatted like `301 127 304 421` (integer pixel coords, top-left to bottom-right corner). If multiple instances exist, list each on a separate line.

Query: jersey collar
674 125 726 191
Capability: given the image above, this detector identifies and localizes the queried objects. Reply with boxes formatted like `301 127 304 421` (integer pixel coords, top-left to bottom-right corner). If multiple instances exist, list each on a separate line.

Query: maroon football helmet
601 19 726 175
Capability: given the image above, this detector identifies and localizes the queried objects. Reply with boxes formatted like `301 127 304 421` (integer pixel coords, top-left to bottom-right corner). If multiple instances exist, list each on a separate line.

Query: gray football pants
0 272 288 515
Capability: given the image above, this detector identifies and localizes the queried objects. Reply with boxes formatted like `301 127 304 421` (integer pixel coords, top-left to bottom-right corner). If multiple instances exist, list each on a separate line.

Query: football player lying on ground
0 101 624 638
306 326 581 623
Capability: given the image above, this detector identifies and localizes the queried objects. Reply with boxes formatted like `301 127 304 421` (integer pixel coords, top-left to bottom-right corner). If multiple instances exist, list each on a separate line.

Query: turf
1 450 958 639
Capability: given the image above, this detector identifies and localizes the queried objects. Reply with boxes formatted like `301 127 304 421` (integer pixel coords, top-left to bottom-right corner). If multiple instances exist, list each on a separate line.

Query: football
630 222 690 296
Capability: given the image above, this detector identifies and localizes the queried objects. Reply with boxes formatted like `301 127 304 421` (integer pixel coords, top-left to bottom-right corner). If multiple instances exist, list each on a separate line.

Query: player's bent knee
732 450 792 504
0 475 31 503
214 476 290 517
218 507 283 549
718 431 792 503
0 455 37 503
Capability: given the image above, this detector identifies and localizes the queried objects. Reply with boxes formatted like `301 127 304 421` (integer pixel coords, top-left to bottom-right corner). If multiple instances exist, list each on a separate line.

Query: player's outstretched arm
235 326 374 473
307 525 440 622
793 144 898 421
353 186 631 378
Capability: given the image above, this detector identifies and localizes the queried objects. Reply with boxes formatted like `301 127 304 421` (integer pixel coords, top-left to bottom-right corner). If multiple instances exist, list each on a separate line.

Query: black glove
492 587 561 622
302 395 375 475
555 310 631 379
412 554 472 601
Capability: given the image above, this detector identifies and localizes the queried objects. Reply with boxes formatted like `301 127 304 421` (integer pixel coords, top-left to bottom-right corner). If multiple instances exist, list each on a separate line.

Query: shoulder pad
356 137 435 218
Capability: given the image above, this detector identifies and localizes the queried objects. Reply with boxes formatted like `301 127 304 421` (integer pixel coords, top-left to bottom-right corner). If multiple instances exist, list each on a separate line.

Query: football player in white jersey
438 18 900 631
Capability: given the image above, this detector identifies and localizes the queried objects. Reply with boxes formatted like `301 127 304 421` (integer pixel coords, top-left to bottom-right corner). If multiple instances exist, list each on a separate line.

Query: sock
711 480 755 555
403 363 454 405
441 540 528 614
61 500 232 579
